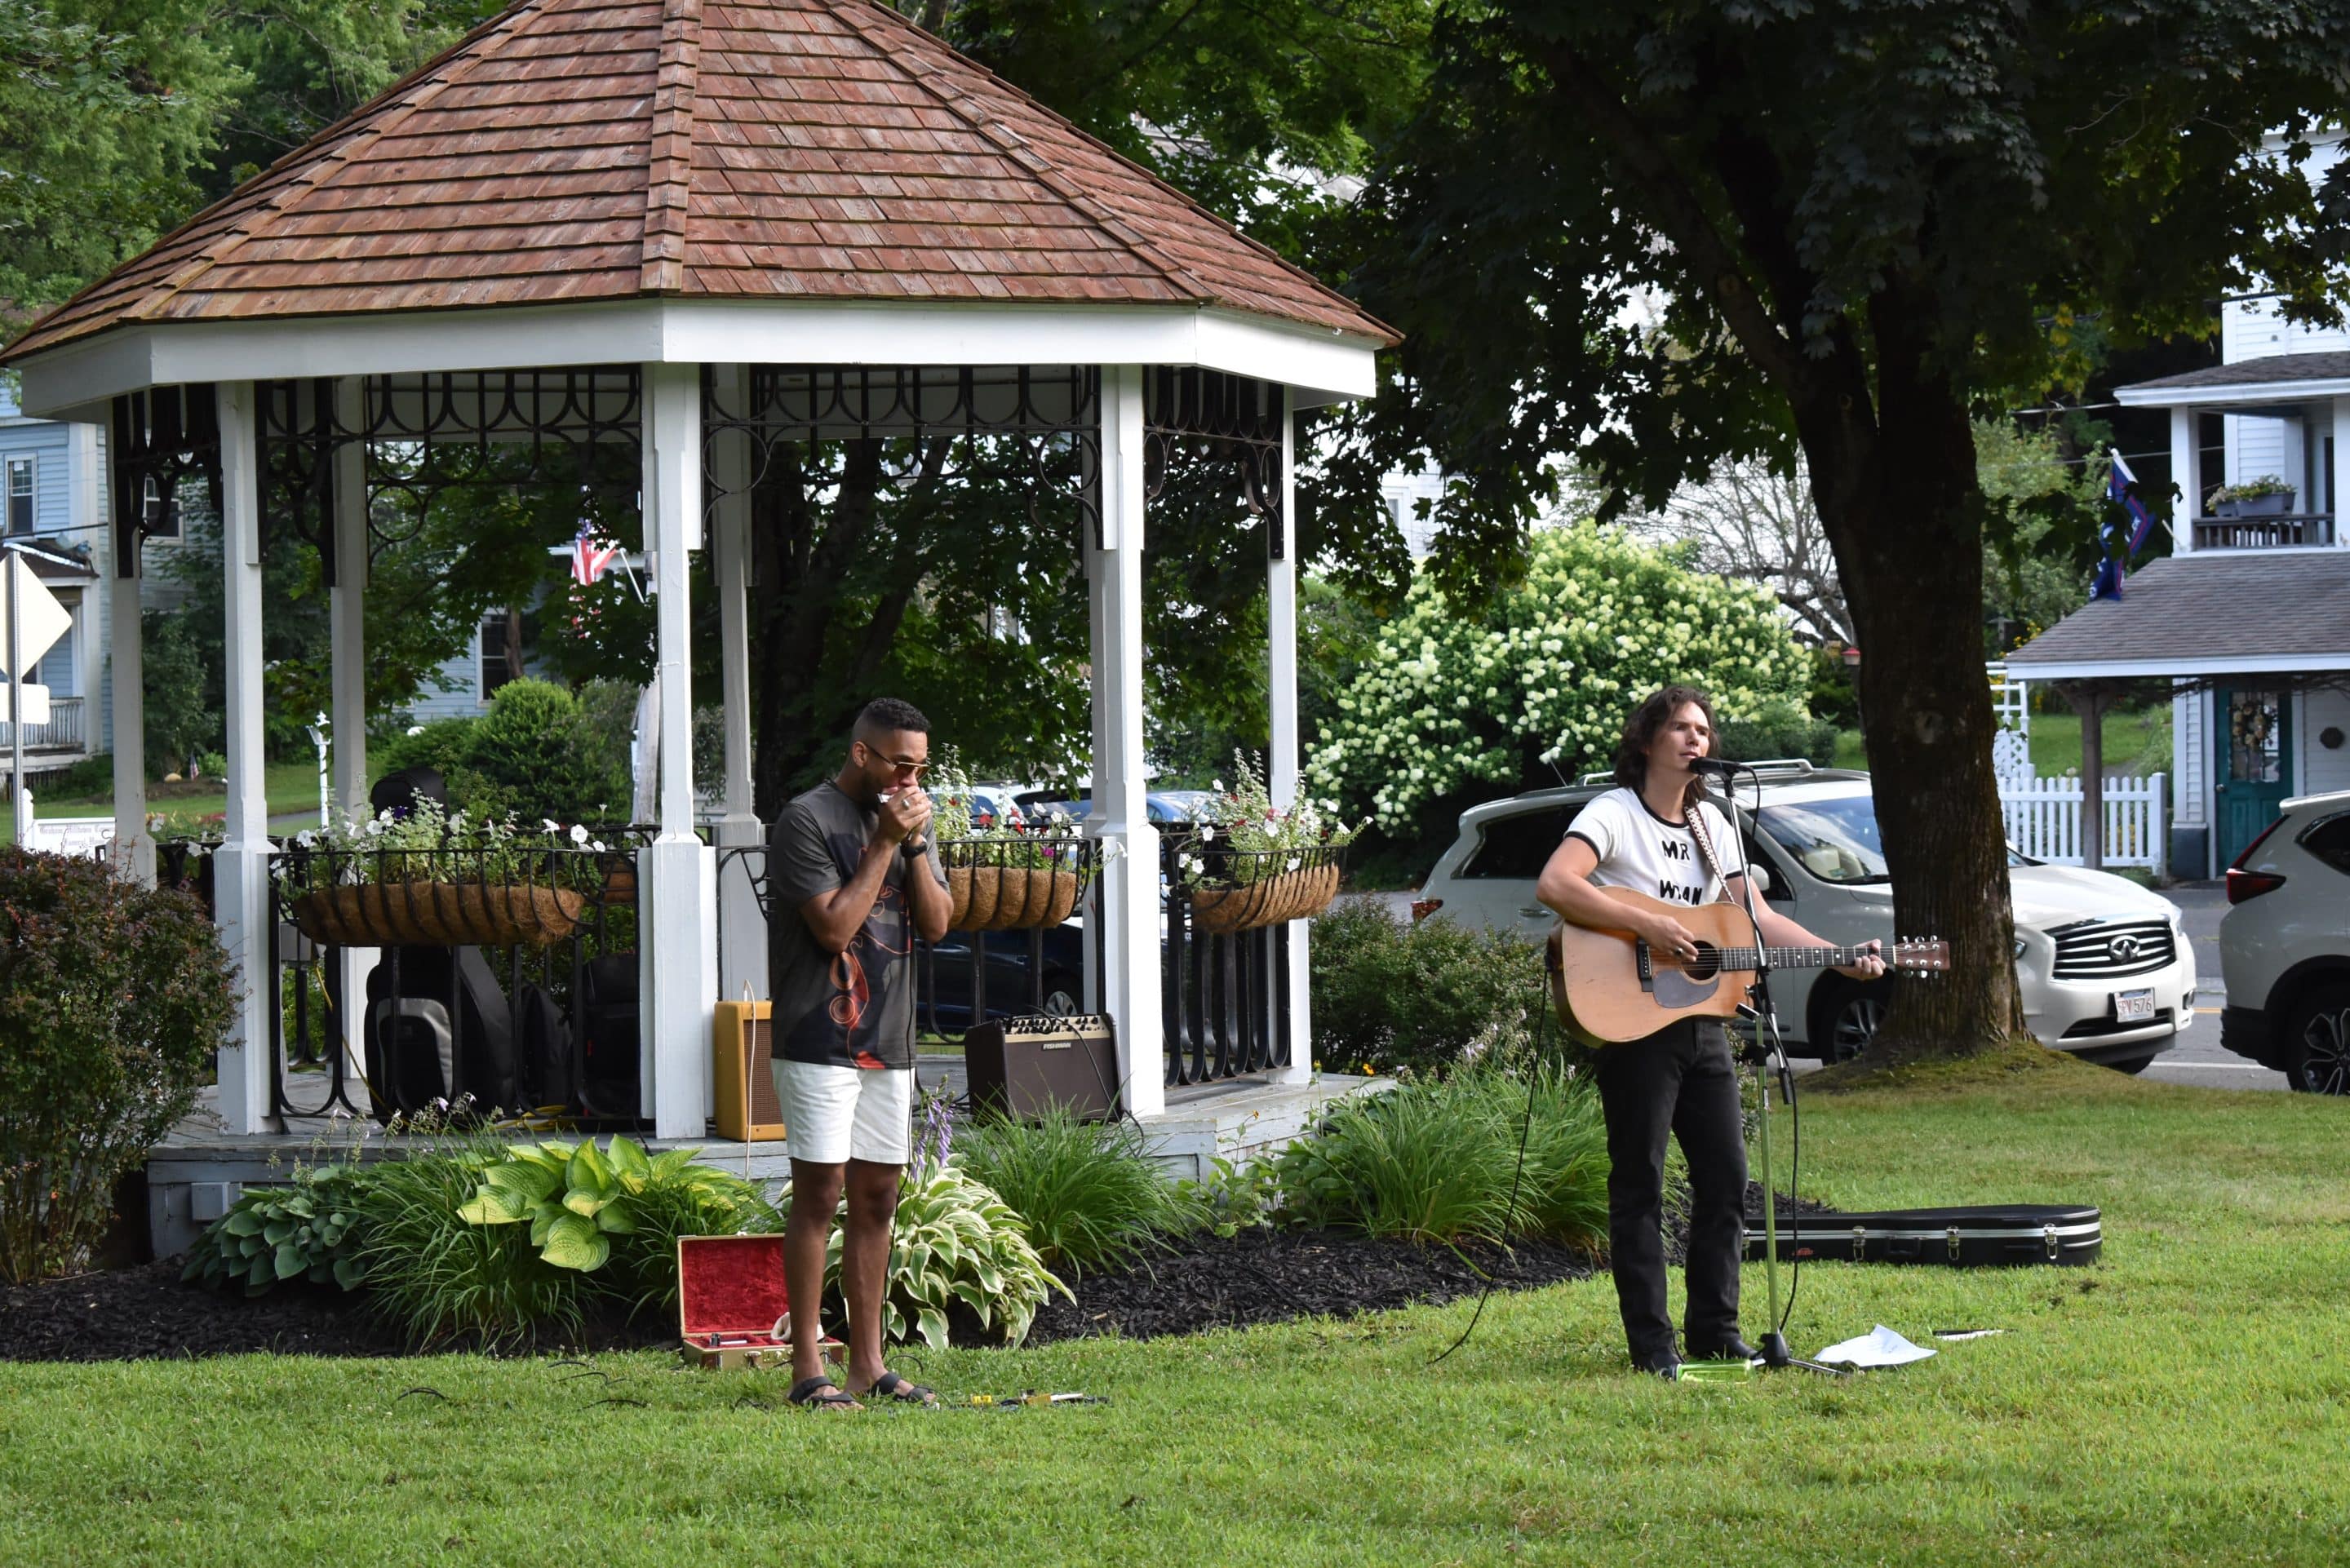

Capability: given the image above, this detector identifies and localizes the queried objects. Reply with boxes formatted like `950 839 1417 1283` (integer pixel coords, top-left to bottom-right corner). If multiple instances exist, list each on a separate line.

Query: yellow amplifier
713 999 786 1141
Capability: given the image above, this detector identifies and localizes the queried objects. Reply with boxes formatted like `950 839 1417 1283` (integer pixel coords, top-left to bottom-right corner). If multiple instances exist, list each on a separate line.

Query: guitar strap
1680 795 1740 904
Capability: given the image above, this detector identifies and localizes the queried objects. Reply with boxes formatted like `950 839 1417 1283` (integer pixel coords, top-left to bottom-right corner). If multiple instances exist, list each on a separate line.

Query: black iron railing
266 833 650 1125
1160 838 1337 1086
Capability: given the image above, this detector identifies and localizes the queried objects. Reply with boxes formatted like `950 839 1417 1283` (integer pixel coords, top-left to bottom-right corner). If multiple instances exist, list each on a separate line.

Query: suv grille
2050 919 2176 980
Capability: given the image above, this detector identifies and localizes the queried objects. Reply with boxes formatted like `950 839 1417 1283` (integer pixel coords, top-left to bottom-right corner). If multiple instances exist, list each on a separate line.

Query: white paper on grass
1816 1325 1937 1368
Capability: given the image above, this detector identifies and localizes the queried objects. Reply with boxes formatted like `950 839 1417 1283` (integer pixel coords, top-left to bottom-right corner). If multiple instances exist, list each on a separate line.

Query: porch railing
265 833 650 1124
0 693 85 751
2192 512 2335 549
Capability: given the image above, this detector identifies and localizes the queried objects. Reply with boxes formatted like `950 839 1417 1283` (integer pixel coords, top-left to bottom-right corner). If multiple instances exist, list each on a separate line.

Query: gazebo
1 0 1394 1142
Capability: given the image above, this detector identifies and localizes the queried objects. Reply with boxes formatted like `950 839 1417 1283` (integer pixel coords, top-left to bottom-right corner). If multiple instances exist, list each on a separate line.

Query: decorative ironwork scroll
255 369 642 582
109 385 220 579
1142 368 1286 558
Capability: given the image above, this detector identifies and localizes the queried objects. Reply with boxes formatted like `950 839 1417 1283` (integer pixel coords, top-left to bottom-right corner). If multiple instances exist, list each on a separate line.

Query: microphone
1687 757 1745 777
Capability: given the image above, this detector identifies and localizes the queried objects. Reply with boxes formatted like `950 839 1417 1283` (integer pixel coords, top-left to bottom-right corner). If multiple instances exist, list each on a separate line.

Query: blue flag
2091 450 2157 601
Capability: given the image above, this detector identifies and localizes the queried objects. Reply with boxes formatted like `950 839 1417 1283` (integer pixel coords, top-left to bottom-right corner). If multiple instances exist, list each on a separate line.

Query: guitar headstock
1891 937 1950 974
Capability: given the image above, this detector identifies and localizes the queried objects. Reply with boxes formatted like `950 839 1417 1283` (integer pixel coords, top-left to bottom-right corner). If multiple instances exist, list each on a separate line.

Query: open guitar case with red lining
1745 1204 2101 1267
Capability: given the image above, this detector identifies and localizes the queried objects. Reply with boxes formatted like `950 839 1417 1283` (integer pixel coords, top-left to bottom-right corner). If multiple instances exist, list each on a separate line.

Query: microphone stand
1710 761 1847 1378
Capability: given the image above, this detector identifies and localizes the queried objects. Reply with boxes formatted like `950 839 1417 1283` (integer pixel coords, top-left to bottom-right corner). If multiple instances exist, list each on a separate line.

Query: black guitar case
1744 1205 2102 1268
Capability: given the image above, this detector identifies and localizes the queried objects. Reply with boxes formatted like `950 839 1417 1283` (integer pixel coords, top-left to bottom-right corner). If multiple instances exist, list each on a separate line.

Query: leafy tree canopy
1330 0 2350 1056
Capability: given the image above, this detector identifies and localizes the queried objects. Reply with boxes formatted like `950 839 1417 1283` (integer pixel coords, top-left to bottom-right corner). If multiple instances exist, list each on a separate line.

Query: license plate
2113 988 2156 1023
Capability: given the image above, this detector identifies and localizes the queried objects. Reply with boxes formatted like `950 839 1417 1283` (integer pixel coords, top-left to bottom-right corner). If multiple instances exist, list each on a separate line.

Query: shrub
0 849 236 1282
1713 698 1838 768
1310 524 1810 828
184 1166 369 1296
815 1166 1068 1349
350 1140 592 1349
1309 899 1546 1077
42 752 113 800
955 1107 1204 1277
374 715 479 783
1272 1065 1610 1248
452 679 628 824
141 610 219 772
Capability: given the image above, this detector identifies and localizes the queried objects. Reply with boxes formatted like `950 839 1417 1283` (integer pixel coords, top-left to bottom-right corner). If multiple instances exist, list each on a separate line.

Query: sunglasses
857 742 930 777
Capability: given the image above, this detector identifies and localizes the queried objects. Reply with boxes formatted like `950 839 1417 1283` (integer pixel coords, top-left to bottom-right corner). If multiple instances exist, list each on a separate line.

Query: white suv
2217 788 2350 1094
1415 764 2197 1069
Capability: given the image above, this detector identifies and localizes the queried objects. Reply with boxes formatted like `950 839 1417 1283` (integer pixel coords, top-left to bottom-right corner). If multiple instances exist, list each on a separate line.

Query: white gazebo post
2331 396 2350 542
711 364 765 1003
214 381 273 1133
1266 386 1312 1085
329 377 377 1085
108 443 149 885
2168 406 2196 554
1089 365 1164 1119
639 361 716 1138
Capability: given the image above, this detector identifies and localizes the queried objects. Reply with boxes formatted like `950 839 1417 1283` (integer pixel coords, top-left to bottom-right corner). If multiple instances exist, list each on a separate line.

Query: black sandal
861 1371 937 1406
787 1375 862 1411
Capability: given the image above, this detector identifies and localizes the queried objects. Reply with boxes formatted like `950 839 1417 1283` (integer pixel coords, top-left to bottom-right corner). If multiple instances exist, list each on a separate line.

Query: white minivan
1415 764 2196 1069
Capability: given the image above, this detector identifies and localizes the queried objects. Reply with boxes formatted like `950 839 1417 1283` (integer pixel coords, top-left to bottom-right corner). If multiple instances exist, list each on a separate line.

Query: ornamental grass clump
351 1138 591 1350
0 848 235 1283
1272 1065 1610 1249
955 1105 1205 1278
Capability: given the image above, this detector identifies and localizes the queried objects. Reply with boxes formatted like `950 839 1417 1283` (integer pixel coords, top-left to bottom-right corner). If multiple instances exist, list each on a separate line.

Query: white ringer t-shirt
1564 787 1741 909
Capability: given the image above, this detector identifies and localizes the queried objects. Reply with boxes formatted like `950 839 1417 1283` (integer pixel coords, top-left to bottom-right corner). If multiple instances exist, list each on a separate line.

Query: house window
142 475 180 540
2197 414 2226 514
4 458 30 534
479 610 521 698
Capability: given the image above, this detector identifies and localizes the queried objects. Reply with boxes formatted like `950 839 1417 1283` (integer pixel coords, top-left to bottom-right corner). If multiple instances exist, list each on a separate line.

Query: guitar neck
1669 945 1870 972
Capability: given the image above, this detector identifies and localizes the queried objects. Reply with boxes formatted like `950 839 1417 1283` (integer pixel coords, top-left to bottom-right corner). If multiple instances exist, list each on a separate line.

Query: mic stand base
1756 1330 1851 1378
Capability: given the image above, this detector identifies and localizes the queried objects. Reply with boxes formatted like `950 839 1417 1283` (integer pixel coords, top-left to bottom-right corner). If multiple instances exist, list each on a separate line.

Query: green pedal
1675 1359 1755 1384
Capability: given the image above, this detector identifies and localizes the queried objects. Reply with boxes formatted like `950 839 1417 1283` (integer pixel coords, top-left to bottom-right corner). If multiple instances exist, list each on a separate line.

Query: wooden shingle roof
6 0 1395 362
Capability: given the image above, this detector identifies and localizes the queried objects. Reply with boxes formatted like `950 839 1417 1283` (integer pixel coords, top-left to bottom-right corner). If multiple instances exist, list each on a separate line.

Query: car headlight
2012 937 2028 960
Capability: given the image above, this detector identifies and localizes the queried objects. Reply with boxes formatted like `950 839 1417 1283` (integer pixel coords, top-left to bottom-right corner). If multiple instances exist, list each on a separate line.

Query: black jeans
1592 1019 1747 1359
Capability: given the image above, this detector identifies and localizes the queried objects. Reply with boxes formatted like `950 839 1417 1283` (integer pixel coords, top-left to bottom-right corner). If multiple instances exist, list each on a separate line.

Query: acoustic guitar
1545 886 1950 1043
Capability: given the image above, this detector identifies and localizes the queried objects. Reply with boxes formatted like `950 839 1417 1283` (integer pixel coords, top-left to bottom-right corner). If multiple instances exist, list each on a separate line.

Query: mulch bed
1021 1228 1598 1345
1 1185 1820 1363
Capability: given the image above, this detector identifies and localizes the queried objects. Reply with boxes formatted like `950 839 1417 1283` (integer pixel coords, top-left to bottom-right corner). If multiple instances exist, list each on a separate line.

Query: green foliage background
1310 525 1808 829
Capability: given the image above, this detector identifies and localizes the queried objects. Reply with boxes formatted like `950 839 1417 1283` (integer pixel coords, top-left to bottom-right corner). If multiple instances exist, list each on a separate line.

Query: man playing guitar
1536 685 1884 1377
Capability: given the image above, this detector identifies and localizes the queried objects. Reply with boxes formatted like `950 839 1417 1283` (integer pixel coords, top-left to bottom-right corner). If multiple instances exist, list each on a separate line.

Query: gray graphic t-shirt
768 782 947 1070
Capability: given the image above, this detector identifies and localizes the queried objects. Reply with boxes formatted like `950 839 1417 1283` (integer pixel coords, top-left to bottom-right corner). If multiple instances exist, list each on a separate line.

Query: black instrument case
1745 1204 2101 1267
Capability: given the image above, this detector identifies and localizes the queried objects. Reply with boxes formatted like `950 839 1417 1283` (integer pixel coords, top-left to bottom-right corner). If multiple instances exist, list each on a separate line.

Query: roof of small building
3 0 1395 363
2117 351 2350 394
2006 551 2350 670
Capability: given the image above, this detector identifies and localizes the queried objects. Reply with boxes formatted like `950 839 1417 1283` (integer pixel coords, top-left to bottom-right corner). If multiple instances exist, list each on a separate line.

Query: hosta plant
457 1137 778 1289
821 1165 1069 1350
184 1166 370 1295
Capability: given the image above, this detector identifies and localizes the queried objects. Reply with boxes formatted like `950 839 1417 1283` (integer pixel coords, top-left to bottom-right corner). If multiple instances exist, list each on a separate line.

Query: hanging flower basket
290 880 588 948
942 835 1097 932
1186 844 1345 934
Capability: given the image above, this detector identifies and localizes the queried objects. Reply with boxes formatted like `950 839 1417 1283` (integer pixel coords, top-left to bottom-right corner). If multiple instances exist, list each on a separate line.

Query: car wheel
2284 986 2350 1095
1811 979 1890 1063
1039 970 1082 1019
2102 1053 2157 1076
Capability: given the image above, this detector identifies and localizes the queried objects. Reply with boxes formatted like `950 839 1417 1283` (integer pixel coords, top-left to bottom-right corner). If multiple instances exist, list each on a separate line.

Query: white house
2010 131 2350 876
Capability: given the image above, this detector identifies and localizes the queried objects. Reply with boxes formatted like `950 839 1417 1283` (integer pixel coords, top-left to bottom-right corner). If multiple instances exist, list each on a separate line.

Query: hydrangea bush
1308 525 1810 827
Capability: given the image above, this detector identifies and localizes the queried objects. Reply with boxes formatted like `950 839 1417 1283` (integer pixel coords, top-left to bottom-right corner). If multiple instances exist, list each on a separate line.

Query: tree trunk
1801 357 2024 1056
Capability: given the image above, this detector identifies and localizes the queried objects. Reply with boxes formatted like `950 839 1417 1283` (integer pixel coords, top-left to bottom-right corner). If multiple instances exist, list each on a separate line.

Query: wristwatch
900 836 926 861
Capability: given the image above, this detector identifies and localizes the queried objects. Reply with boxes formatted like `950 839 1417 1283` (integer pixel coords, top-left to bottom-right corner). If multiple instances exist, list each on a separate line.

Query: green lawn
2 761 338 845
1832 708 2174 780
2 1057 2343 1566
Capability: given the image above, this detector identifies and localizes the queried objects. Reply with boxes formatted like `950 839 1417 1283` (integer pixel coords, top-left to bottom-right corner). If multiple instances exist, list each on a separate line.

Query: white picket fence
1999 773 2166 875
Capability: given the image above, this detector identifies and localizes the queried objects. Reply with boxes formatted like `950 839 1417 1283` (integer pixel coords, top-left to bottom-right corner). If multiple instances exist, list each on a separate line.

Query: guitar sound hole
1682 944 1722 980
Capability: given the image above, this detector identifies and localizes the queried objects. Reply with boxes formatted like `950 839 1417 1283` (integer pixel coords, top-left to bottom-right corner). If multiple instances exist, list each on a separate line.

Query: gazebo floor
141 1065 1390 1259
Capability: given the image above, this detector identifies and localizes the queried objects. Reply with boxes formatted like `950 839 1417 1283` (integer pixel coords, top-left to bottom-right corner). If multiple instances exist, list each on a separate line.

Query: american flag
572 522 624 586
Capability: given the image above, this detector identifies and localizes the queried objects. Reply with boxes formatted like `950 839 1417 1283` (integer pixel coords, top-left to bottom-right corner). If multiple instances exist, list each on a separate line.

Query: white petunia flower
543 820 561 834
570 824 590 845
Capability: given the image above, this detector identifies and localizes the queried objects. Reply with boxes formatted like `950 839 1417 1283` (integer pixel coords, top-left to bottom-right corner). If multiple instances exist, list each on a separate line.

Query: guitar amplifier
713 1000 786 1141
964 1014 1120 1121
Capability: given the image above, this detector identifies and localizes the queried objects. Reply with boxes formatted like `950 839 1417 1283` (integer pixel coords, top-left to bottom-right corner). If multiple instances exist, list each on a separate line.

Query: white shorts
772 1061 913 1167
